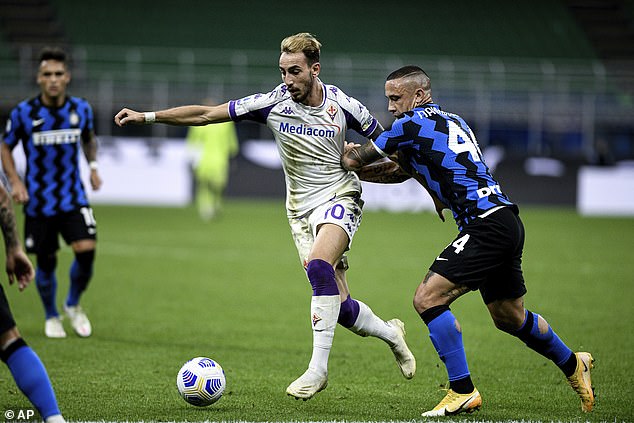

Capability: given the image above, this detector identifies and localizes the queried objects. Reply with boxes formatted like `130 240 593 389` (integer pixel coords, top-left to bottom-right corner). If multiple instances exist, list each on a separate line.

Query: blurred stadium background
1 0 633 213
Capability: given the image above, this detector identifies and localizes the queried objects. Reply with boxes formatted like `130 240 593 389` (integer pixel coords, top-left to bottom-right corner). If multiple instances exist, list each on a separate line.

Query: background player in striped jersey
2 47 102 339
0 182 66 423
115 32 415 400
342 66 594 416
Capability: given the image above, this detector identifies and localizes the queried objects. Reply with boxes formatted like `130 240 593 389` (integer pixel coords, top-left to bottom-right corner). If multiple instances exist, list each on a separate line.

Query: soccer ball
176 357 226 406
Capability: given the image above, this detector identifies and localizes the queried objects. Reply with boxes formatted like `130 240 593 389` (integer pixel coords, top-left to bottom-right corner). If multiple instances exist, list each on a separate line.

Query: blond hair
280 32 321 65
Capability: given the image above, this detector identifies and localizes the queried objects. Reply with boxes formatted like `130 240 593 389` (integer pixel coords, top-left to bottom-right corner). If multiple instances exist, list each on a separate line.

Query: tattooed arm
342 141 381 171
0 185 34 290
355 157 411 183
342 142 411 183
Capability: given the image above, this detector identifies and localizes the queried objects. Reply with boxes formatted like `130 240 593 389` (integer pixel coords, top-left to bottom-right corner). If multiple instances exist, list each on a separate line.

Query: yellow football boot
422 388 482 417
566 352 595 412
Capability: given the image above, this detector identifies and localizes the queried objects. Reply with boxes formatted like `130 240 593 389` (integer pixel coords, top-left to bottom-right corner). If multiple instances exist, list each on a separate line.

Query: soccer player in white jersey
115 32 415 400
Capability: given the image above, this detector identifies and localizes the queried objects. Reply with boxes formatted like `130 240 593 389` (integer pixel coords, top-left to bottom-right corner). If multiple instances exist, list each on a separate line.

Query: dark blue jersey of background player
3 95 94 217
372 102 517 230
1 47 101 340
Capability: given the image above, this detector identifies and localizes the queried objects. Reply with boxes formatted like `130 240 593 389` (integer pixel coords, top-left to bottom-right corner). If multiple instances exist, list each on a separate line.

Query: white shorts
289 195 363 268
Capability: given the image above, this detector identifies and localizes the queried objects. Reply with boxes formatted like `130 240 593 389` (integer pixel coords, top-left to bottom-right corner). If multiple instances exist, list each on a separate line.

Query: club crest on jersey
326 105 338 121
69 112 79 126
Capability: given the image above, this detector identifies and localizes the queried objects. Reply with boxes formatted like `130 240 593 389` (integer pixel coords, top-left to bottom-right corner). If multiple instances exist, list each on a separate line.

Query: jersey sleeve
2 107 23 149
228 83 286 124
335 88 378 138
372 116 412 156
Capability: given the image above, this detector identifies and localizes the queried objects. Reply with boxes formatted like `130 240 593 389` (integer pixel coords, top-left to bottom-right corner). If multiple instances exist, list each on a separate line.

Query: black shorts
430 206 527 304
0 284 16 334
25 207 97 254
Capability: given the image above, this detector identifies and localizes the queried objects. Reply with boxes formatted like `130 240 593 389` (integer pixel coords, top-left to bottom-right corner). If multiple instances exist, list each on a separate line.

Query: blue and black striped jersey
373 103 517 229
3 95 93 217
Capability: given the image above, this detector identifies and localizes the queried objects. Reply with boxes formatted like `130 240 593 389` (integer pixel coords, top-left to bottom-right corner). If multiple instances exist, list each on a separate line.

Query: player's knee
491 310 525 332
413 286 440 314
36 254 57 273
306 259 338 296
489 299 526 332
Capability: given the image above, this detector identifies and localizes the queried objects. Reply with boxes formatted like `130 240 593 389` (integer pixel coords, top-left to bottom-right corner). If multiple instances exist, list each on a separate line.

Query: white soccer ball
176 357 226 406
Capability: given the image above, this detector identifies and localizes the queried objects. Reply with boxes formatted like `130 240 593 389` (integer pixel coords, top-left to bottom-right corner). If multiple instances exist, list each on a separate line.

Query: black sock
561 352 578 377
449 375 474 394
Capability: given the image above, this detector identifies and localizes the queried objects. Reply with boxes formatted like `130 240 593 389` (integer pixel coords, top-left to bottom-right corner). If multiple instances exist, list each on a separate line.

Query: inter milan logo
69 112 79 126
326 105 337 121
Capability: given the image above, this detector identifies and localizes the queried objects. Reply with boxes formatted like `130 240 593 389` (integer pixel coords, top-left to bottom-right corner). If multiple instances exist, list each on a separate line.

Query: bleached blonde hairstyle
280 32 321 65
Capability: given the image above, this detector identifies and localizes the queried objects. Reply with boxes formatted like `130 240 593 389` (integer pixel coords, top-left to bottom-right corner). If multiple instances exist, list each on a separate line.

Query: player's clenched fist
114 108 144 126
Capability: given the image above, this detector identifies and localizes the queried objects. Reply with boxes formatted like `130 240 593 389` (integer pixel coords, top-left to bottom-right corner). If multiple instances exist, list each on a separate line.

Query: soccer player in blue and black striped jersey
1 47 102 339
342 66 594 416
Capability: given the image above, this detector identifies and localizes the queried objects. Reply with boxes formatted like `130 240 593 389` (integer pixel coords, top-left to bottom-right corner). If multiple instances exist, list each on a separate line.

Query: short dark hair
386 65 429 81
38 46 67 64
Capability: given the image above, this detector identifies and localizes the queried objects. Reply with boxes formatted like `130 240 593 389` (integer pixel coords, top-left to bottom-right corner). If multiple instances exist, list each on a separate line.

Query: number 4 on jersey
447 121 482 161
452 234 470 254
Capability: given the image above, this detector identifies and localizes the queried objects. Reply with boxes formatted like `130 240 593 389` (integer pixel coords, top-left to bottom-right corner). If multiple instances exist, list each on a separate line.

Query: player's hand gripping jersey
229 81 378 218
3 96 93 217
372 103 517 229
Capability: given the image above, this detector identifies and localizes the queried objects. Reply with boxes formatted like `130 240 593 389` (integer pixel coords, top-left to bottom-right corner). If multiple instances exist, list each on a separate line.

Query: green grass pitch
1 200 632 422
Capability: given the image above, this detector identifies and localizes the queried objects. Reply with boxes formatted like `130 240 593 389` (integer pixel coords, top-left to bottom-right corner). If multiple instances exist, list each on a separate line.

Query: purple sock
306 259 339 296
338 295 360 327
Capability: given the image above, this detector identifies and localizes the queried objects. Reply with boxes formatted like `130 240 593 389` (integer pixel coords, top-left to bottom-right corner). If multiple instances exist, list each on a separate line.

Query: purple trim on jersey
228 100 274 124
228 101 238 121
306 259 339 296
342 109 378 138
338 295 360 328
362 118 379 137
318 81 327 108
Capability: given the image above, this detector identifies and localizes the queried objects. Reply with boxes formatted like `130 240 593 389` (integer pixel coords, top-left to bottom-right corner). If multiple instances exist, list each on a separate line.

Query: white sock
307 295 340 376
349 300 397 345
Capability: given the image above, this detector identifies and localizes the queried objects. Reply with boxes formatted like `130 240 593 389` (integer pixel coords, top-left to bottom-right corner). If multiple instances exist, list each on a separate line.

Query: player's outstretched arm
114 103 232 127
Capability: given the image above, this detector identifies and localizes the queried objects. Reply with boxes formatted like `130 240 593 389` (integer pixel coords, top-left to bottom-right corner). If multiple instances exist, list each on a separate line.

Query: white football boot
45 316 67 338
286 368 328 400
387 319 416 379
64 305 92 337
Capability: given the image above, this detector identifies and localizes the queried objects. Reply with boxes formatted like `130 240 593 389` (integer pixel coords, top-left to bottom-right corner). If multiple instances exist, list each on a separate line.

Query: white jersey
228 80 378 218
